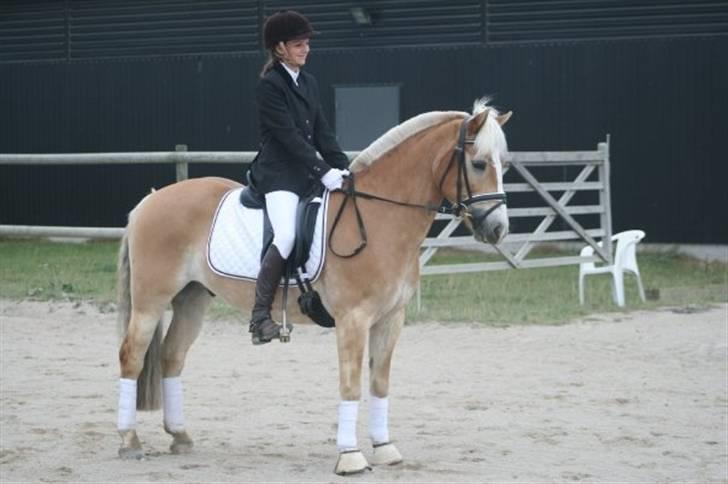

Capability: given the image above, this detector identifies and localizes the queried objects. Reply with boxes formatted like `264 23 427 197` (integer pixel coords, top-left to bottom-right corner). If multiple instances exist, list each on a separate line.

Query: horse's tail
116 230 132 339
116 227 163 411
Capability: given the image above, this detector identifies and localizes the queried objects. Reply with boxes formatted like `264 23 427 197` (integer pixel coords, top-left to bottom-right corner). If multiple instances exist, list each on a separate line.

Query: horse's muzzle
470 203 509 244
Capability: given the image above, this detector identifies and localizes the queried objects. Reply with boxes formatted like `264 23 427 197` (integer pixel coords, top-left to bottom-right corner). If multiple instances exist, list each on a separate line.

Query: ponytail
260 50 280 78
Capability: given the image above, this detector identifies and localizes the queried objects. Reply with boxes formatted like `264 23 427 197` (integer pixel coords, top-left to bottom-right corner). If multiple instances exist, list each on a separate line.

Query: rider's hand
321 168 349 191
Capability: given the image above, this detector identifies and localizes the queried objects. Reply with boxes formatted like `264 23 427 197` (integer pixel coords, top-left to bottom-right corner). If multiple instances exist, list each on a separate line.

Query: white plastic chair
578 230 646 307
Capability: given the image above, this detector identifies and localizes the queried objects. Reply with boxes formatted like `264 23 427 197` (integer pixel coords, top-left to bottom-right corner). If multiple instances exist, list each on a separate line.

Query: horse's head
438 100 512 244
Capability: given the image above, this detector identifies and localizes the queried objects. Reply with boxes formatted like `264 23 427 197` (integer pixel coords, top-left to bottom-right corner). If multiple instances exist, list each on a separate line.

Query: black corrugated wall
1 2 726 243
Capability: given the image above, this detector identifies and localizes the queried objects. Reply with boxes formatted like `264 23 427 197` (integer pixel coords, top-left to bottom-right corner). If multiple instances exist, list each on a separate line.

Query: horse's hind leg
118 305 166 460
367 308 405 466
161 282 213 455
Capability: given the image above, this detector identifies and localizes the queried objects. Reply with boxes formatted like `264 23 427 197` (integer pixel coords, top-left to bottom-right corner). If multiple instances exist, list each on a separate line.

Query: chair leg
635 272 646 302
612 271 625 307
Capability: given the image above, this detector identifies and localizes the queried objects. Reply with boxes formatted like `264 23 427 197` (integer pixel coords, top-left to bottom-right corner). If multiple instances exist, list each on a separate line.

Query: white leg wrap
163 377 185 433
337 401 359 451
117 378 137 431
369 395 390 444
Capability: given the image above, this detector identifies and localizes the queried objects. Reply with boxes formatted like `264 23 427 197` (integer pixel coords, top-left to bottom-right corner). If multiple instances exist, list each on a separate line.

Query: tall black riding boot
249 245 287 345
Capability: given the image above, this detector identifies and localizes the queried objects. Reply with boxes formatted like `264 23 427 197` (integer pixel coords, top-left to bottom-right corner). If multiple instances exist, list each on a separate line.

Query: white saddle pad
206 188 329 284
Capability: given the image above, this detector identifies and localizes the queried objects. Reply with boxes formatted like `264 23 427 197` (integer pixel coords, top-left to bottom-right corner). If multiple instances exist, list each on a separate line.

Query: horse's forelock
472 96 493 116
471 98 508 156
473 116 508 158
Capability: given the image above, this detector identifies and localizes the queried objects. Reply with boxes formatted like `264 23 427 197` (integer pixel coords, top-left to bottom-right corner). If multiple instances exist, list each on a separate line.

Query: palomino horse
116 99 512 475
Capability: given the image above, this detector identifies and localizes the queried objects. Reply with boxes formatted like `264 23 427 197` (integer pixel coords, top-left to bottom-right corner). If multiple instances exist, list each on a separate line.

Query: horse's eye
472 159 487 171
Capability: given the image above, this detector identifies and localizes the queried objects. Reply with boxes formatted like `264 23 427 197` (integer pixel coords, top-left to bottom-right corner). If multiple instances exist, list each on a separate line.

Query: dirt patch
1 300 726 482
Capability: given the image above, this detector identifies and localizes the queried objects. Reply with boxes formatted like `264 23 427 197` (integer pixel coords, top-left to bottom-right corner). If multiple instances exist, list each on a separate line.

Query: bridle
439 115 508 218
329 116 507 258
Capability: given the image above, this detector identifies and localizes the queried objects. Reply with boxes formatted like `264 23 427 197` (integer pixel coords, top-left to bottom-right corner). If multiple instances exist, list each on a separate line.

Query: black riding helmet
263 10 316 49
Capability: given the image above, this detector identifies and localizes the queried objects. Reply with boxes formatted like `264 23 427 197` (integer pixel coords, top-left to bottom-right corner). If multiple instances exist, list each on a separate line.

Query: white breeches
265 190 300 259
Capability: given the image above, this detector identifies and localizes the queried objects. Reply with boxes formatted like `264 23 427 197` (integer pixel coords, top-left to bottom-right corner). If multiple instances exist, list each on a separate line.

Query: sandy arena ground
0 299 726 483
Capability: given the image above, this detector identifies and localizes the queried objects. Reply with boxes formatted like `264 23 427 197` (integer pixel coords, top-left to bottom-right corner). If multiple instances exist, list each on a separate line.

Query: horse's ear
467 109 489 137
496 111 513 126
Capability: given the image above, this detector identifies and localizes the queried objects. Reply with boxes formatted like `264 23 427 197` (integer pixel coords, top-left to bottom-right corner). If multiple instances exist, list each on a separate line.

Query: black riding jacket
249 62 349 196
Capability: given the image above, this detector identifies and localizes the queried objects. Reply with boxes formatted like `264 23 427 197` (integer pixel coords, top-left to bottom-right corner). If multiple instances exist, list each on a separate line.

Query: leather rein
328 116 507 258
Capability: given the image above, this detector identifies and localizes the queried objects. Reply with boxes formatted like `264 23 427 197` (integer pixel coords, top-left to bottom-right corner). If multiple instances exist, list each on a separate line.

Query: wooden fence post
175 144 188 181
598 135 613 264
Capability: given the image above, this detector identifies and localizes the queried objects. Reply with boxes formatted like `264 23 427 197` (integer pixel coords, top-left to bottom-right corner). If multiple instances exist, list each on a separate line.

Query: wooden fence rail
0 139 612 283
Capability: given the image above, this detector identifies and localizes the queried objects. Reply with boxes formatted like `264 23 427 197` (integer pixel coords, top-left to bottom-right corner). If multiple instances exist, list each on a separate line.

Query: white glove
321 168 350 191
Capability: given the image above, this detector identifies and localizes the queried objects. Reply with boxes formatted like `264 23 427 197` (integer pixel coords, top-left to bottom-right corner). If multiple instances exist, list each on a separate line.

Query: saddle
240 173 335 328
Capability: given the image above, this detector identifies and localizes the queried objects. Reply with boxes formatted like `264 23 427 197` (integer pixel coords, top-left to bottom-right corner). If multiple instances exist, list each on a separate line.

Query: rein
327 176 448 258
328 117 507 258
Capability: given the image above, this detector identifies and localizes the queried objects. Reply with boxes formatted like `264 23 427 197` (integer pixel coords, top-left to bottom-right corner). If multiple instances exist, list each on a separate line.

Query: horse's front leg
368 307 405 466
333 311 372 475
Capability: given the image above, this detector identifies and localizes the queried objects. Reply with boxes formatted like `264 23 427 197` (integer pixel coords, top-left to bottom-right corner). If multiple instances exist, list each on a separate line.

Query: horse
115 98 512 475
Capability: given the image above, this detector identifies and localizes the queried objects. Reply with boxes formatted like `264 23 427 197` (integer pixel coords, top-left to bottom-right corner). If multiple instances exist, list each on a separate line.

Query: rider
247 10 350 345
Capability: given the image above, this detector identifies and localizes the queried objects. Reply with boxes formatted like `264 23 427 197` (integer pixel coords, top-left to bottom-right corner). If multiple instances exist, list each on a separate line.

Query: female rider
247 10 350 344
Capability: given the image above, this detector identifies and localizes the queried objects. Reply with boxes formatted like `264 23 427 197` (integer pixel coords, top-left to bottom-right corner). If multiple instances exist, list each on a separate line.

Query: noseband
329 116 507 258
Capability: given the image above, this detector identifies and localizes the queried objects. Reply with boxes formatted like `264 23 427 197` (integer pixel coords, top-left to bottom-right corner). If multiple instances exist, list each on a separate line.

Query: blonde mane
349 111 468 172
349 98 503 172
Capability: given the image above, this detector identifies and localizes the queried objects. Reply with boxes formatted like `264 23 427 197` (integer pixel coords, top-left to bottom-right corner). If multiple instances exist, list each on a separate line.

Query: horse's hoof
170 441 193 455
118 430 143 460
166 428 194 455
170 435 194 455
118 446 144 460
334 450 372 476
371 442 403 466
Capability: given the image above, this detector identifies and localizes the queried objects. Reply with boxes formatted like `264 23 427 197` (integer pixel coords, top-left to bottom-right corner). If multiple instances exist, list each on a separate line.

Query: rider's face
278 38 310 70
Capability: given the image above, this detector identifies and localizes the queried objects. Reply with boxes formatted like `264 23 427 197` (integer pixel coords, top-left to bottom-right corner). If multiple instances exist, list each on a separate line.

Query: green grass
0 240 119 302
0 240 725 325
412 248 727 324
